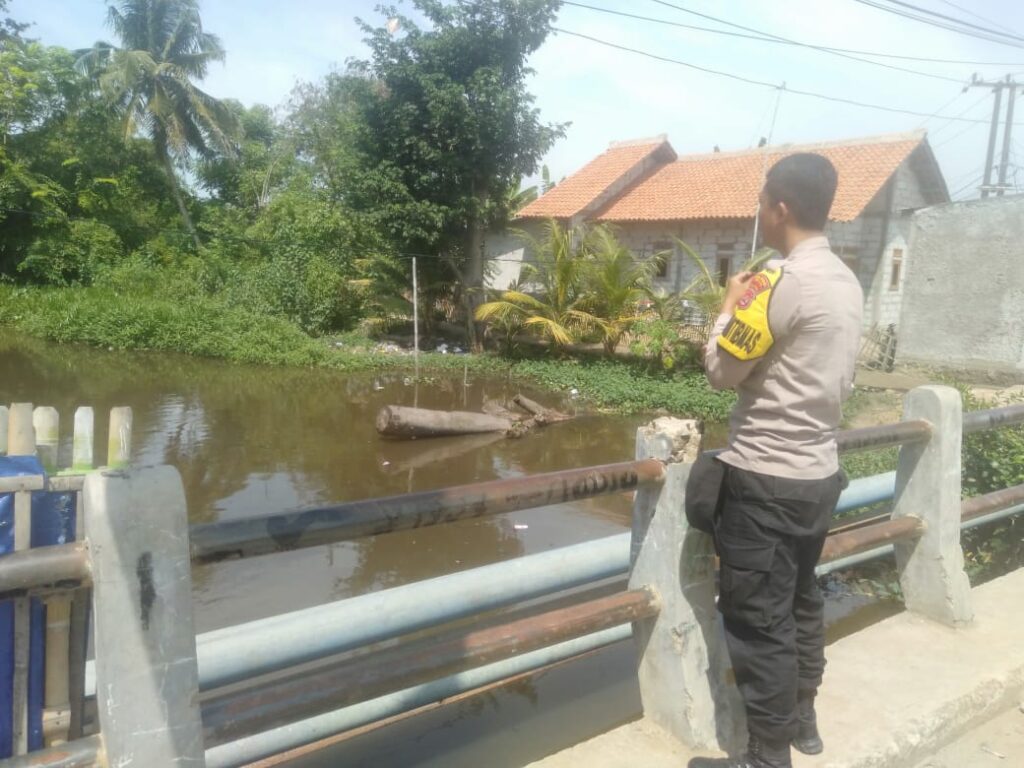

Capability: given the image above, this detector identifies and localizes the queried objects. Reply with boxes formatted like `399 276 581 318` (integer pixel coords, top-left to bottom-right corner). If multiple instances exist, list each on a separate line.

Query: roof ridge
608 134 670 149
669 130 927 163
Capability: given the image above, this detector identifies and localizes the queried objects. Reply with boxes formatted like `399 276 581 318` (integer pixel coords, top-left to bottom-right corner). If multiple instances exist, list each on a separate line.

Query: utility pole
971 74 1021 198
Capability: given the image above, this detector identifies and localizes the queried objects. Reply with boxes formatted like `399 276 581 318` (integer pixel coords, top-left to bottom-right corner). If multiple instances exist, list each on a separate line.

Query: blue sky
10 0 1024 199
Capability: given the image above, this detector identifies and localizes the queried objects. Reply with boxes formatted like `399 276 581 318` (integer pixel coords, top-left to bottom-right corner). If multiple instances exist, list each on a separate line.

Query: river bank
0 284 735 420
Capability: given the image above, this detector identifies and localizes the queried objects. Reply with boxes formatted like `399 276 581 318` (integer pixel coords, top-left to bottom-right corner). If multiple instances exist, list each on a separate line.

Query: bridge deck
528 567 1024 768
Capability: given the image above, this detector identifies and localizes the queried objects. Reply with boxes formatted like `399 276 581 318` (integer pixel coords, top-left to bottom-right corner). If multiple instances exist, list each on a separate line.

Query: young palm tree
583 225 663 355
77 0 237 248
475 219 602 349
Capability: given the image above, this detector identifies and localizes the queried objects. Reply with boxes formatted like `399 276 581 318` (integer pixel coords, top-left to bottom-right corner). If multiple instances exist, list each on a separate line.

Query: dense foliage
0 0 561 339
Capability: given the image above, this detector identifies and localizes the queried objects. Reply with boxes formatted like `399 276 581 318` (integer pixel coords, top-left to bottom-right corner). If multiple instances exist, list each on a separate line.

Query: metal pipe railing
189 459 664 563
203 623 633 768
180 532 630 692
962 403 1024 434
837 419 931 453
819 516 925 565
0 542 90 599
0 734 102 767
201 587 658 747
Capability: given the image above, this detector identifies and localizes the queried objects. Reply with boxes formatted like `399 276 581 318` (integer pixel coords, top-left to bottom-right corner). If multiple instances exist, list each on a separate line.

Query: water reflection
0 335 644 627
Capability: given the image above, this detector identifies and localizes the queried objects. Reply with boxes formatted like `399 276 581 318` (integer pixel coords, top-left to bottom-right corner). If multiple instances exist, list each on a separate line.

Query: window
717 242 735 286
717 257 731 286
650 241 672 278
838 245 860 274
889 248 903 292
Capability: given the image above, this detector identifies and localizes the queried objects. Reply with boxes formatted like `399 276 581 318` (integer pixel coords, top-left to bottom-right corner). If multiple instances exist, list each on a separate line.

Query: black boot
792 693 823 755
687 736 792 768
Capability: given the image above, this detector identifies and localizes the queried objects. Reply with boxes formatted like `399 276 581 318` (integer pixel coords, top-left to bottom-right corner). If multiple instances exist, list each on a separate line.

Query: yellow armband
717 267 783 361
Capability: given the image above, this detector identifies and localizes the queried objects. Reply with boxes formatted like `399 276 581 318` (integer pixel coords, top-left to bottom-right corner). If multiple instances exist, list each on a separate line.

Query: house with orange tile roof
503 130 948 330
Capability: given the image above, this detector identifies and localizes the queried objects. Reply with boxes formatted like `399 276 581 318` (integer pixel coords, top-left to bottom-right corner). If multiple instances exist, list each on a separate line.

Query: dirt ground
848 367 1024 430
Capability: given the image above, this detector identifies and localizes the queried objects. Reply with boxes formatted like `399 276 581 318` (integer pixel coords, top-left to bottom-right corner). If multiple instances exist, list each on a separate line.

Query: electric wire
562 1 968 84
935 0 1023 38
865 0 1024 43
552 27 1017 125
851 0 1024 49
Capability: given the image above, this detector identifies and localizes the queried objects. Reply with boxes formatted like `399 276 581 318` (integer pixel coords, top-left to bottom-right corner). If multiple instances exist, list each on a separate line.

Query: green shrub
19 220 124 285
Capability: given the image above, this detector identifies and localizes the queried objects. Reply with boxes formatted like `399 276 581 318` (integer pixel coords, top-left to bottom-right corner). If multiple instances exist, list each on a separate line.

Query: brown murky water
0 334 899 767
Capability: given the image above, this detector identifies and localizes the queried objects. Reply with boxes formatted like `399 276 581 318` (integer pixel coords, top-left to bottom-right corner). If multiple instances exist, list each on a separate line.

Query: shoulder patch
717 267 783 361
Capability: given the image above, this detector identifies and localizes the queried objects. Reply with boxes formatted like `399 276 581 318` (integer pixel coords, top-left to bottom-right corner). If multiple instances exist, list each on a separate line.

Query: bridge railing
1 388 1023 767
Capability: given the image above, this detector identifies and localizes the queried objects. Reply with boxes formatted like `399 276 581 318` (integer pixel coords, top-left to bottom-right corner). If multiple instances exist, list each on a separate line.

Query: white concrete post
629 418 744 752
106 407 132 469
84 466 204 766
33 406 59 473
72 407 94 472
893 385 973 626
0 404 9 456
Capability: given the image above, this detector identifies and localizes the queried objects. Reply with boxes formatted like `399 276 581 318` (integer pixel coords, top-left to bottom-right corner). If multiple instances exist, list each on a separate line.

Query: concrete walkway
527 568 1024 768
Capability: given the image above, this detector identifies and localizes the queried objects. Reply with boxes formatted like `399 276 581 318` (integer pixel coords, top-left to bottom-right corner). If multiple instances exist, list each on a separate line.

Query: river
0 334 898 767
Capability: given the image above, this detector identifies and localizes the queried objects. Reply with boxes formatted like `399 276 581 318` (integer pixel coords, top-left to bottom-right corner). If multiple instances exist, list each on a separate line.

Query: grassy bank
0 285 736 420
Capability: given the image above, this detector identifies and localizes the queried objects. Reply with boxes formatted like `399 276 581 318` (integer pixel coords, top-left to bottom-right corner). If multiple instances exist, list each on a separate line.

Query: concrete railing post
84 466 204 766
629 418 744 752
892 385 973 626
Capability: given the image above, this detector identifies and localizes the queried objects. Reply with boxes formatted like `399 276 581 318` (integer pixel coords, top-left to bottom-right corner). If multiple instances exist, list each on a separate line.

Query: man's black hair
763 153 838 230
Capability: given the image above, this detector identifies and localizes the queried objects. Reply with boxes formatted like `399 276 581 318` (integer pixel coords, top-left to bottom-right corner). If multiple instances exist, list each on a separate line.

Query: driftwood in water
512 394 572 425
482 399 528 422
377 396 572 441
377 406 512 439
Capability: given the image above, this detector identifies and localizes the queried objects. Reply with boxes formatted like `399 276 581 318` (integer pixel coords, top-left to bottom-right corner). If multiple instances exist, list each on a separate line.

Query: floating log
513 394 572 424
377 406 512 439
482 399 528 422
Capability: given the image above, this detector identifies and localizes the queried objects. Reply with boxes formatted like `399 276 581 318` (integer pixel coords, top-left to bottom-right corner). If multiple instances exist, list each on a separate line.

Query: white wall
897 195 1024 374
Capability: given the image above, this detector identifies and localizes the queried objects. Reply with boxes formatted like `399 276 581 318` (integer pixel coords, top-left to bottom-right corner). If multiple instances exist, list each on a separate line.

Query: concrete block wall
897 194 1024 373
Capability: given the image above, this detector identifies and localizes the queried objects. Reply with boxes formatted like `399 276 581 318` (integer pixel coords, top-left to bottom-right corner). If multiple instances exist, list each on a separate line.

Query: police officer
688 154 863 768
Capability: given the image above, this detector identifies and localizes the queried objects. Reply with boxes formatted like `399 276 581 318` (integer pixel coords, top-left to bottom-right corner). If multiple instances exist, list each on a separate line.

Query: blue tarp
0 456 76 758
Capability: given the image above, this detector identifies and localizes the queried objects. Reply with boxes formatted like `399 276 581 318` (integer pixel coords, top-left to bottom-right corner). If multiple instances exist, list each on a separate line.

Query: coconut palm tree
584 225 664 355
77 0 237 248
475 219 602 349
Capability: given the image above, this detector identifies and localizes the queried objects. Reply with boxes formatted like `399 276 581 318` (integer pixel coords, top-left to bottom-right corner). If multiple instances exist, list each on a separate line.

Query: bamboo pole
8 403 35 755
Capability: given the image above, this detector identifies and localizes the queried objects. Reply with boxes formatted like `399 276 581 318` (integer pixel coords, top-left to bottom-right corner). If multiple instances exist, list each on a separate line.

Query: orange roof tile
595 132 926 223
517 137 673 219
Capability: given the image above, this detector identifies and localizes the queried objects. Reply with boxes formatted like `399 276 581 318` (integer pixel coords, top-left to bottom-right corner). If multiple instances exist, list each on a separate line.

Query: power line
851 0 1024 49
563 1 967 84
950 172 984 198
552 27 1018 125
642 0 1023 65
870 0 1024 43
927 92 993 137
933 118 986 149
935 0 1023 38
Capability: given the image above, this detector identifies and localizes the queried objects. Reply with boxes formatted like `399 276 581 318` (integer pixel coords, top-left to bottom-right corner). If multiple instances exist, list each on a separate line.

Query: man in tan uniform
689 154 863 768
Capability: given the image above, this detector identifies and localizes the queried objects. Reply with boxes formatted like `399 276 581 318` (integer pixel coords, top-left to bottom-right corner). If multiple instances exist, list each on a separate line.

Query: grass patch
0 285 735 419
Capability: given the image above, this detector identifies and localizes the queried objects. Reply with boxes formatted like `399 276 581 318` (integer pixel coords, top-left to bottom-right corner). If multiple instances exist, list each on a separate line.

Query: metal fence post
84 465 204 766
629 418 744 752
892 385 973 626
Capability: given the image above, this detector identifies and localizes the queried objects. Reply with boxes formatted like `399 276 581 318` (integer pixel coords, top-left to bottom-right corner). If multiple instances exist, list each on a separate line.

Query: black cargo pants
713 463 845 745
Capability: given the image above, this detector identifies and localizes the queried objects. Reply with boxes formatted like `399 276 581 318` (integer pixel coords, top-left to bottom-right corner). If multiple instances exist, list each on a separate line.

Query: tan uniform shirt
704 236 864 479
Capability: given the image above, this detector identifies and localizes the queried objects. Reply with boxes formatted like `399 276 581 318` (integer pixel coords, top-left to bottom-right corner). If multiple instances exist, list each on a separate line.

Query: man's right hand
721 271 755 316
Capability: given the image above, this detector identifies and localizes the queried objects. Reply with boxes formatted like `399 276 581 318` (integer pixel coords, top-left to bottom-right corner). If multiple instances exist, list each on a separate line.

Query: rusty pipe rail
962 403 1024 434
0 542 91 599
819 516 925 565
200 588 658 747
190 459 664 563
0 734 102 767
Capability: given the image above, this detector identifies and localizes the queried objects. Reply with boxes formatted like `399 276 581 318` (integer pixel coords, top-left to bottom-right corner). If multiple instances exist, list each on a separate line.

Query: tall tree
77 0 237 248
345 0 565 347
